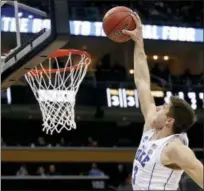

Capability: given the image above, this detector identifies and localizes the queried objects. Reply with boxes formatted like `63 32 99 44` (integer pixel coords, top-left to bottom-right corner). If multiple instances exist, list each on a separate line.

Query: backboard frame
1 0 70 90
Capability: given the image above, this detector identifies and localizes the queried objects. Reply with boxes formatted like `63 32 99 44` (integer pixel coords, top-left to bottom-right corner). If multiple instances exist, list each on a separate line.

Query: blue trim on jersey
148 163 156 190
164 170 174 190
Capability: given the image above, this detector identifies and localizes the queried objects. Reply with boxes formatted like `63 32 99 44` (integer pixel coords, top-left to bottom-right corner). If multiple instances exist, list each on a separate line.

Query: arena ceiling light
153 55 158 60
164 56 169 61
129 69 134 74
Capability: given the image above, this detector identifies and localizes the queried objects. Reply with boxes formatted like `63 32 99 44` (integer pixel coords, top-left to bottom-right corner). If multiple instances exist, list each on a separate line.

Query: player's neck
154 127 174 140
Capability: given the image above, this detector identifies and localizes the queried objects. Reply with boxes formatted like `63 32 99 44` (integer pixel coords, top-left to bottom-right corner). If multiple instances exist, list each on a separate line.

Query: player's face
152 103 170 129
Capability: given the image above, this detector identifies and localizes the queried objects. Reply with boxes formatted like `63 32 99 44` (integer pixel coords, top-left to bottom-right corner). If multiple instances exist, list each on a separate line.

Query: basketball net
25 49 91 135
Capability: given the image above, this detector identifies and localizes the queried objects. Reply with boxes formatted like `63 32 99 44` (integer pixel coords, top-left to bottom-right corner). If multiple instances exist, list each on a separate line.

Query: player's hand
122 13 143 44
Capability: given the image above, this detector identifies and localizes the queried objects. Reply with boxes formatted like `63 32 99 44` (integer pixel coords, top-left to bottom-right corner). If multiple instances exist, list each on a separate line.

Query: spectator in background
16 165 28 176
87 137 98 147
36 137 46 147
30 142 35 148
88 163 104 176
117 164 127 184
36 166 46 177
56 138 66 147
92 141 98 147
87 136 94 146
89 163 105 190
48 164 58 176
118 173 132 191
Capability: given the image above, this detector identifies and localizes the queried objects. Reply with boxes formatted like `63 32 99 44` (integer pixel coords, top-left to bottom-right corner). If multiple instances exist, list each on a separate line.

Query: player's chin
155 125 163 130
152 121 163 129
152 119 161 129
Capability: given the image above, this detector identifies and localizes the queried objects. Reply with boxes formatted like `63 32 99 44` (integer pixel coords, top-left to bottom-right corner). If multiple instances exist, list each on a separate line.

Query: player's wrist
137 39 144 46
135 39 144 48
135 45 145 56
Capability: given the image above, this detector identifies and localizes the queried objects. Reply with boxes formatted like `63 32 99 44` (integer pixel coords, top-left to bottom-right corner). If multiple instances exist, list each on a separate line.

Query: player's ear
166 117 175 127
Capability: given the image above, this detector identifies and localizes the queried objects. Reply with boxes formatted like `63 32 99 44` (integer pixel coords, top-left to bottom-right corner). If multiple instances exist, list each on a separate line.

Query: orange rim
48 49 91 59
26 49 91 76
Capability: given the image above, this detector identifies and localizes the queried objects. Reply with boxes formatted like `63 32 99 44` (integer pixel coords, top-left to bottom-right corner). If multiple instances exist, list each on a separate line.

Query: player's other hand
122 13 143 44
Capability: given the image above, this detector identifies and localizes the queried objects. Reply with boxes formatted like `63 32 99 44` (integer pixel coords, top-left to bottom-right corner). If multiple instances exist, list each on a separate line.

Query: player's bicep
136 80 156 121
169 145 195 167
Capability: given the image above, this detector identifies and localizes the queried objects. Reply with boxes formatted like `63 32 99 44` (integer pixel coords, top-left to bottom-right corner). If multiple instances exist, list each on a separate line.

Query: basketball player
123 14 203 190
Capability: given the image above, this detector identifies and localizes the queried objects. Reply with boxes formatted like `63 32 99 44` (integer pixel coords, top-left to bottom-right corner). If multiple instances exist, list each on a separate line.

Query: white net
25 49 91 135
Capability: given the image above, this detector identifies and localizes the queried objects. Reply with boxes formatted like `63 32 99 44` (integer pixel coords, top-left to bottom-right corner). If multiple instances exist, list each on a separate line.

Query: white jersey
132 128 189 190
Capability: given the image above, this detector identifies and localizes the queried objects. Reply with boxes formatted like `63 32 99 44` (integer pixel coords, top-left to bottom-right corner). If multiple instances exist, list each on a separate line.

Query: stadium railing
2 147 203 162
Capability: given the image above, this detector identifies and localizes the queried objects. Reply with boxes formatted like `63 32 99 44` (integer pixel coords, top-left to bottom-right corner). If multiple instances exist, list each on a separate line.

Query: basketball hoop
25 49 91 134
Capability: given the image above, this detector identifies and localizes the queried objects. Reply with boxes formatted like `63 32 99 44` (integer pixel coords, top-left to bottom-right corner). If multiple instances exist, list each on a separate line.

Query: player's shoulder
161 139 186 166
164 139 184 154
163 138 192 160
162 138 196 168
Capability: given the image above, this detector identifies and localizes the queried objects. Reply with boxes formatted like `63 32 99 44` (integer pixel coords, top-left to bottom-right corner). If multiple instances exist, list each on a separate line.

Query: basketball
102 6 136 43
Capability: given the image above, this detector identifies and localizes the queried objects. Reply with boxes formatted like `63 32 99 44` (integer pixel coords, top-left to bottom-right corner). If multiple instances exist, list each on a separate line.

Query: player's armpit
136 80 156 123
164 141 204 189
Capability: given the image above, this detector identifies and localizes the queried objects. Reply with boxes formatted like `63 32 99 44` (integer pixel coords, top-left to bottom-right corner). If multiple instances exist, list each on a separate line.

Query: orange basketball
102 6 136 43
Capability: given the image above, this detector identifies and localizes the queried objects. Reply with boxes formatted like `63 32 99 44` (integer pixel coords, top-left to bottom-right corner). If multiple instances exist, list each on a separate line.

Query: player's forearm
185 159 203 189
133 42 150 86
133 42 156 119
193 160 204 189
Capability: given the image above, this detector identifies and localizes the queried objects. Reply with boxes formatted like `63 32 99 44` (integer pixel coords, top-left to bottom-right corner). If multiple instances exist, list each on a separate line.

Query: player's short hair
167 96 197 134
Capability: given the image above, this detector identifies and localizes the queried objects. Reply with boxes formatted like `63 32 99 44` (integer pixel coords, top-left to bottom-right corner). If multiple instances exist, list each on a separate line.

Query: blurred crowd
1 135 134 148
1 134 203 161
20 0 203 27
1 121 203 149
2 161 203 191
15 163 105 177
71 1 203 27
95 57 204 89
2 1 204 91
3 162 132 190
16 164 58 176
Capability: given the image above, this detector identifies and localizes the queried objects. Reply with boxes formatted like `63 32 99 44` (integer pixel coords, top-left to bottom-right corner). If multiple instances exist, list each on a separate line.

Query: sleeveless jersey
132 128 189 190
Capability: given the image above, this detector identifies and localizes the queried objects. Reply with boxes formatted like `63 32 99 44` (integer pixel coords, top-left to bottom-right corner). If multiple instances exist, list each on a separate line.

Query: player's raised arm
164 141 203 189
123 14 156 124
